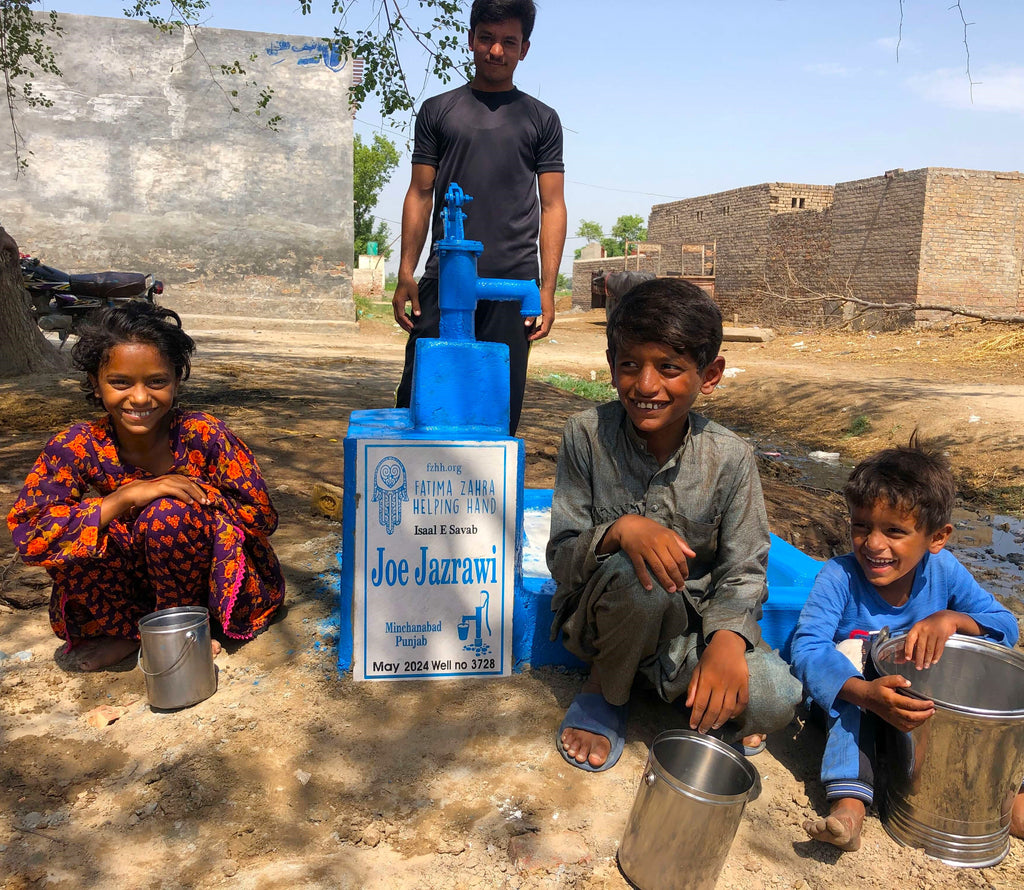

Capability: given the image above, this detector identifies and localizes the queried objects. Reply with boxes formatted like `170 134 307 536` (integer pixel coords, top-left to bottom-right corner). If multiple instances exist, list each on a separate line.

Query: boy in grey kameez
547 278 802 771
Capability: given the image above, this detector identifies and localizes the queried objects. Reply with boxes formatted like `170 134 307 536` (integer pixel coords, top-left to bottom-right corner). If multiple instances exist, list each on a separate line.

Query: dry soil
0 309 1022 890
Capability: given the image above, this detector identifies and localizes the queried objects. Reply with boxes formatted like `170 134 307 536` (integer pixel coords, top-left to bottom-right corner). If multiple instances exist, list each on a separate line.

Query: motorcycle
22 255 164 345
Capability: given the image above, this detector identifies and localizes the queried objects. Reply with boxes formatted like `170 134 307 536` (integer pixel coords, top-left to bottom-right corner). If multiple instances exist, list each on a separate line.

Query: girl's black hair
71 302 195 406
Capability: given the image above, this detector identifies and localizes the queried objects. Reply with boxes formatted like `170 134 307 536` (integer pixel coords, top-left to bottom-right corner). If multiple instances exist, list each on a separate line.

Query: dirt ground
1 308 1023 890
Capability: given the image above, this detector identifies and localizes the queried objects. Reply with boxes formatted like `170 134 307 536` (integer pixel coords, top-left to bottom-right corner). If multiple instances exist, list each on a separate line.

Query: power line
565 177 684 199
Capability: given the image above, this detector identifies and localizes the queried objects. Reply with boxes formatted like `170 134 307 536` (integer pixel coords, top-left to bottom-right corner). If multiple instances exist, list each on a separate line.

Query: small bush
845 414 871 437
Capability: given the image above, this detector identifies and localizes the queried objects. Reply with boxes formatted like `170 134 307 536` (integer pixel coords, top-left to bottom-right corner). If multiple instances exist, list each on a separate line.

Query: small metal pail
618 730 761 890
871 631 1024 867
138 606 217 710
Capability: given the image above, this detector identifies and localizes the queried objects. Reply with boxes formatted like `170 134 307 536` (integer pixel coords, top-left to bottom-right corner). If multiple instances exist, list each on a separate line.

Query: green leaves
0 0 62 171
575 215 649 258
330 0 469 117
353 132 401 258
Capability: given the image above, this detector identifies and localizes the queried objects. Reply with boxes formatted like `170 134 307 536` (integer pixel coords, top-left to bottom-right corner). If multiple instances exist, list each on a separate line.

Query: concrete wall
0 14 355 326
918 168 1024 315
353 254 385 297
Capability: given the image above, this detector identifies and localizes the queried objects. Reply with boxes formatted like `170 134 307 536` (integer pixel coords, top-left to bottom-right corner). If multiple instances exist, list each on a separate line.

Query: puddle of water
753 442 1024 608
754 440 852 492
950 513 1024 604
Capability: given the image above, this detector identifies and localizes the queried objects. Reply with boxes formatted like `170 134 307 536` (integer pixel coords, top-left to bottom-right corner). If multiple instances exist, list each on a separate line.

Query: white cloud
907 66 1024 113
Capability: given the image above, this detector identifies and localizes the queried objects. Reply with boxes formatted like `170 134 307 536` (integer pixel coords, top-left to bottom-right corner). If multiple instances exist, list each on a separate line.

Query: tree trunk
0 256 66 377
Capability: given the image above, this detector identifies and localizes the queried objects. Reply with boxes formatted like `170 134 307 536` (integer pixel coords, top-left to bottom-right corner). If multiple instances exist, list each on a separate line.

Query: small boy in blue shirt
790 440 1023 850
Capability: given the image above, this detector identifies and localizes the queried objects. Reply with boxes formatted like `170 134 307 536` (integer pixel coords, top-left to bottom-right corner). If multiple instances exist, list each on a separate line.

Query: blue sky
47 1 1024 275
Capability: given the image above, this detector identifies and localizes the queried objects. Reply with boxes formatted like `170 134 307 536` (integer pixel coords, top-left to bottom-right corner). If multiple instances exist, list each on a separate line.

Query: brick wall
763 207 834 325
646 183 834 322
647 184 772 319
828 171 927 326
572 169 1022 330
918 169 1024 315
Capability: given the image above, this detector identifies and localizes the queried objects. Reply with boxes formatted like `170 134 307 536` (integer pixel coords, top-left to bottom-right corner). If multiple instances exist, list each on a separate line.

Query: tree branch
0 0 62 173
897 0 903 63
758 265 1024 326
892 1 978 101
950 0 978 102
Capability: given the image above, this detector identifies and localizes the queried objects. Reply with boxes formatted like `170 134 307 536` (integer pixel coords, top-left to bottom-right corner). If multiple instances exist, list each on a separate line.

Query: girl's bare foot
560 668 612 769
804 798 866 851
72 637 140 672
212 639 222 657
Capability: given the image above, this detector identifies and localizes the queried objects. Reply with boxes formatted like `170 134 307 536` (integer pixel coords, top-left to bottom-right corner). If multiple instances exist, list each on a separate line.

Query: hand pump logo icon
457 590 492 657
372 456 407 534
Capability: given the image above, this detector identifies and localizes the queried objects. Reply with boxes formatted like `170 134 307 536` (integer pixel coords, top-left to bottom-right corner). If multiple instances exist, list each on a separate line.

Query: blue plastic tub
517 489 822 667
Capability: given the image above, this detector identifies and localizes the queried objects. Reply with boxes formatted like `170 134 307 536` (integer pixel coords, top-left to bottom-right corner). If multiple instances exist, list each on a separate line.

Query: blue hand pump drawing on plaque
458 590 492 657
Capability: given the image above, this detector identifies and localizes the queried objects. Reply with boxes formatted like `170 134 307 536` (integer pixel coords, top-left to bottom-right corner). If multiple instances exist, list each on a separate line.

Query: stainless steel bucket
618 730 760 890
138 606 217 710
871 631 1024 867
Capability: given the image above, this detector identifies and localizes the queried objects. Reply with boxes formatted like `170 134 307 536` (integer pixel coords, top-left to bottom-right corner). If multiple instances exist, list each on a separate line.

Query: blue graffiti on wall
265 40 347 72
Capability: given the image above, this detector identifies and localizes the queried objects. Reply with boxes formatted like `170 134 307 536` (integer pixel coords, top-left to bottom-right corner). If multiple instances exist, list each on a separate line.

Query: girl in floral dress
8 303 285 670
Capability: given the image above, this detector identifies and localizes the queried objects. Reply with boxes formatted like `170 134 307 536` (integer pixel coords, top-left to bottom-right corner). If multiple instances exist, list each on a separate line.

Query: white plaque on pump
353 440 518 680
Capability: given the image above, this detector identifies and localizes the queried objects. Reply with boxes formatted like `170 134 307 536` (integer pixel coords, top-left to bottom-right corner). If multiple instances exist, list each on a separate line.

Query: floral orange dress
7 409 285 646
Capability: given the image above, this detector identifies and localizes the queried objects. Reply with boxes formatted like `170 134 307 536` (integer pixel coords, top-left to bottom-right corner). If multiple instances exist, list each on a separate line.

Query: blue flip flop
557 692 628 772
734 738 767 757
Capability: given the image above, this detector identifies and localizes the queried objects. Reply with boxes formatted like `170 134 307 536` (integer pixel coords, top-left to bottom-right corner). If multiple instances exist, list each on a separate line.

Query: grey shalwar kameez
546 402 801 740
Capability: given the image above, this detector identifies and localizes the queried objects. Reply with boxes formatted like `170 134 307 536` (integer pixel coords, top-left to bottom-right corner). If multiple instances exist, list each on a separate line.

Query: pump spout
475 277 542 319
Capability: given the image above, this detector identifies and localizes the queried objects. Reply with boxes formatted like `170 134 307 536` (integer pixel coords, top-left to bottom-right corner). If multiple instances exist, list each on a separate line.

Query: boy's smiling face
607 340 724 463
468 18 529 91
849 500 952 606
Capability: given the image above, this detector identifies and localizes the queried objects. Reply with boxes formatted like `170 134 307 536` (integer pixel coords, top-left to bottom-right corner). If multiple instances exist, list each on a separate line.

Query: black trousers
394 277 532 436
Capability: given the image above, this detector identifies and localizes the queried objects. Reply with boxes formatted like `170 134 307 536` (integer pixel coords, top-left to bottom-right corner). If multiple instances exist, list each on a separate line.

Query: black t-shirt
412 84 564 281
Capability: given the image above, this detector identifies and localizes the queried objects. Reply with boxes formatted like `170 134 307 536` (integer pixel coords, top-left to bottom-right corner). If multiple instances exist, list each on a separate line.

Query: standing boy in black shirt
392 0 567 436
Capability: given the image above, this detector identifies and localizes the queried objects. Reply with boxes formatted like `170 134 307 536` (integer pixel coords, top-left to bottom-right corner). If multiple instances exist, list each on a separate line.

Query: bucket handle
137 630 197 677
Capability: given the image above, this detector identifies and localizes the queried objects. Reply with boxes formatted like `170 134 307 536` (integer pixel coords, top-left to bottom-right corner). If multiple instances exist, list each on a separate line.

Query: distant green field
354 294 393 319
543 373 616 402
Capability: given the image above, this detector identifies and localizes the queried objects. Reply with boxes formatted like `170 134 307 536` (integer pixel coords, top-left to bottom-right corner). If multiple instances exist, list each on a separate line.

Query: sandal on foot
734 738 767 757
557 692 628 772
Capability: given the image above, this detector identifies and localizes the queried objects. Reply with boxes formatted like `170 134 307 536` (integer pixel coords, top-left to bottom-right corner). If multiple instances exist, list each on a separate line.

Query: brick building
571 167 1024 328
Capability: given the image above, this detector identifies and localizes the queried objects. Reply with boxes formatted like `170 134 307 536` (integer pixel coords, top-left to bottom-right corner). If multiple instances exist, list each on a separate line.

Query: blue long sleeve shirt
790 548 1020 716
